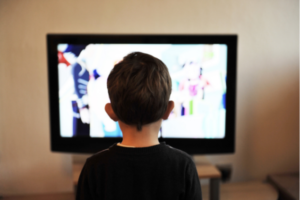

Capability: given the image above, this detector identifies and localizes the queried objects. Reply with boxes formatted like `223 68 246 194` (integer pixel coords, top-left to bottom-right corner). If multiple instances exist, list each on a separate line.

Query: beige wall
0 0 298 195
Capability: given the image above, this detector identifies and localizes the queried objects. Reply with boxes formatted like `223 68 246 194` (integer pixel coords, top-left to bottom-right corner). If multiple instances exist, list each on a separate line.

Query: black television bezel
47 34 237 155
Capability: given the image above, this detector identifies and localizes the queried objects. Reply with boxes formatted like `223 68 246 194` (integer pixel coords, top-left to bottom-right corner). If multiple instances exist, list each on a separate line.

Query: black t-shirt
76 142 202 200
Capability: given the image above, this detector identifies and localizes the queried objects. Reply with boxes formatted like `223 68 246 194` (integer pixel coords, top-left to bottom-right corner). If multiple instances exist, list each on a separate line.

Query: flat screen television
47 34 237 154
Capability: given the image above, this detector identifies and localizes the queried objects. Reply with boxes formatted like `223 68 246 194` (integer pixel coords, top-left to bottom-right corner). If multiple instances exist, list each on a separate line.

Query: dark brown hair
107 52 172 131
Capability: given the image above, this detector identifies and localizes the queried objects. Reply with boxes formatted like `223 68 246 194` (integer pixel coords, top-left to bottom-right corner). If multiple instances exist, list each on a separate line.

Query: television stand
193 156 221 200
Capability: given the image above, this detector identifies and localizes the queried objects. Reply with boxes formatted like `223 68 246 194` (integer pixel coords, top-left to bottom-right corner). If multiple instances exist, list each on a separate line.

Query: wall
0 0 298 195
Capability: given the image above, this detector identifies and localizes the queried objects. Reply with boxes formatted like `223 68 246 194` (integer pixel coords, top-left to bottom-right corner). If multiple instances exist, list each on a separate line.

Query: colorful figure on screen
60 45 90 137
174 61 211 117
76 44 122 138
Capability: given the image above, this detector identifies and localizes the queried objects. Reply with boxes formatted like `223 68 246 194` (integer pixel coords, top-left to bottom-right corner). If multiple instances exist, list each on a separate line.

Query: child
76 52 202 200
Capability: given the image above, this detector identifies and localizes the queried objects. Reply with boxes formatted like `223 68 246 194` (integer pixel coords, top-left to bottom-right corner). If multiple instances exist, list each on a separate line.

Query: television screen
47 34 237 154
58 44 227 139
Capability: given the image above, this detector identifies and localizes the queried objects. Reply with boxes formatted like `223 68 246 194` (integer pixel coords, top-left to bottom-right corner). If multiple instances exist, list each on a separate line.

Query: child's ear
162 101 175 120
105 103 119 122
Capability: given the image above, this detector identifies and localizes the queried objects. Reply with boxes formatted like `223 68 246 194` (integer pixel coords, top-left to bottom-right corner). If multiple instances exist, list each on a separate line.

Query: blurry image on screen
57 44 227 138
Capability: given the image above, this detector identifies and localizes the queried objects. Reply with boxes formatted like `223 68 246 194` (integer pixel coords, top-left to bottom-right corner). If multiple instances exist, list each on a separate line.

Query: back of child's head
107 52 172 131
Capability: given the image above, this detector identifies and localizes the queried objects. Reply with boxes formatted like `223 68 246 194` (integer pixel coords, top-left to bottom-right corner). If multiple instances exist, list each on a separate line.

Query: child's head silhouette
105 52 173 131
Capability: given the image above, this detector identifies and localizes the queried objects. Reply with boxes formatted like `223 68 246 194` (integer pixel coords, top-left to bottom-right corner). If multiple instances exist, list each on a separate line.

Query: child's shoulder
83 147 112 168
84 142 194 168
164 144 195 164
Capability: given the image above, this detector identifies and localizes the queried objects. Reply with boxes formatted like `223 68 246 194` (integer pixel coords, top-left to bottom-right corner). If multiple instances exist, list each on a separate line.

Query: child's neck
118 120 161 147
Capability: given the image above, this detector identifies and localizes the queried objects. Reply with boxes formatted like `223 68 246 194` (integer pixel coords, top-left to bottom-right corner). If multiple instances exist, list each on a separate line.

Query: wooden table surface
196 164 221 179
